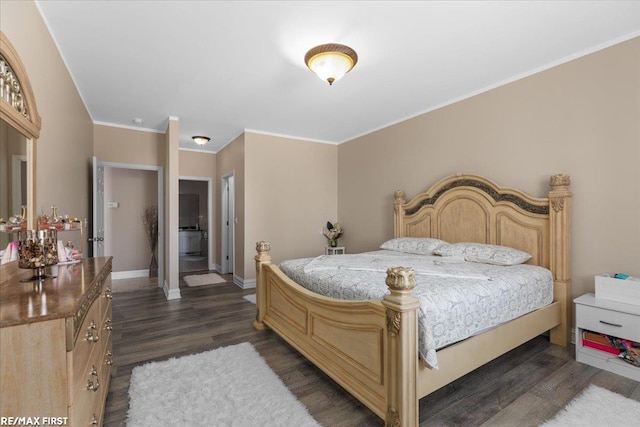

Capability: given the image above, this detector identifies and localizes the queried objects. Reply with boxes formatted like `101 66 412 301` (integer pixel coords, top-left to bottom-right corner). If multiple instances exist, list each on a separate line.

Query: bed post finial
394 191 406 238
254 241 272 331
385 266 416 292
382 267 419 427
256 240 271 255
548 174 572 346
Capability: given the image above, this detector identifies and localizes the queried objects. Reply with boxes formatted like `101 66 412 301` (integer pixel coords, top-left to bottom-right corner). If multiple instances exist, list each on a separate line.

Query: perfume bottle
51 205 60 223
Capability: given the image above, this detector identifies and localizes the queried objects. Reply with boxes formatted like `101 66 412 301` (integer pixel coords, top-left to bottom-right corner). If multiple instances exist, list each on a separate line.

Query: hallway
179 254 209 273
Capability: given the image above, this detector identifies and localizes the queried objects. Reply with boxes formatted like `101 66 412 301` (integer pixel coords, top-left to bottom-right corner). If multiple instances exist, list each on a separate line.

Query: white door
227 175 234 273
221 172 235 274
92 156 105 257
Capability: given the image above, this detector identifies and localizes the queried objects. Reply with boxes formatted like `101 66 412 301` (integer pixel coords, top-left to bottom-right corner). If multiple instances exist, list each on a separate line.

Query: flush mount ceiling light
192 136 210 146
304 43 358 86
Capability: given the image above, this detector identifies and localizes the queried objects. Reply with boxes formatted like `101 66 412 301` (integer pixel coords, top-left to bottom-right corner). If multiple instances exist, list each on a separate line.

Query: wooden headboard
393 173 572 286
393 173 573 344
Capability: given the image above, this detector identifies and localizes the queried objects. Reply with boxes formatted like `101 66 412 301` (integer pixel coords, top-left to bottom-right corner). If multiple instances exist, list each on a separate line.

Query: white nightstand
574 293 640 381
325 246 345 255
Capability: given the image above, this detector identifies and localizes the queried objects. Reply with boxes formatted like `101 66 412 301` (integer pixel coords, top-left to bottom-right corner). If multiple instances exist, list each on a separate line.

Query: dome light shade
304 43 358 85
192 136 210 146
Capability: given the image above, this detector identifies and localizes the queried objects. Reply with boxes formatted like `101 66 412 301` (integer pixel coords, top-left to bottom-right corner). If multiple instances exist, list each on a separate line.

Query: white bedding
279 250 554 369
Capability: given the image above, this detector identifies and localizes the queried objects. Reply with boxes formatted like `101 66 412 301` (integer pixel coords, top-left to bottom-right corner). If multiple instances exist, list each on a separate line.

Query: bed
253 173 572 426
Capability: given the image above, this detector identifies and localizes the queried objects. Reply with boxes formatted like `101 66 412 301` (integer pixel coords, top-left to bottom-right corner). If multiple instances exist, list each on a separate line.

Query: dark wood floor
104 275 640 426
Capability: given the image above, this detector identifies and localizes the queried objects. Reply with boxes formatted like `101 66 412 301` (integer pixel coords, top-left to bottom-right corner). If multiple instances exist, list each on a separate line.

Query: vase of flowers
323 221 342 247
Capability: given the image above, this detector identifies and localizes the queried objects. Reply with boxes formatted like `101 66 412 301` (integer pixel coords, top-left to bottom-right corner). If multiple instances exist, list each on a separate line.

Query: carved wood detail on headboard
403 178 549 216
393 174 570 274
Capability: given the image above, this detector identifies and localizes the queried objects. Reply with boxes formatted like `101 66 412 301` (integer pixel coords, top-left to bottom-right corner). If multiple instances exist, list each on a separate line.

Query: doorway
220 172 235 274
178 177 212 273
92 157 164 286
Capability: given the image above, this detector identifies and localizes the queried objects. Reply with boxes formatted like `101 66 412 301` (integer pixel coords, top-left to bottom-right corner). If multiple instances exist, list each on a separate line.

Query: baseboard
215 264 222 273
111 269 149 280
163 279 182 300
233 275 256 289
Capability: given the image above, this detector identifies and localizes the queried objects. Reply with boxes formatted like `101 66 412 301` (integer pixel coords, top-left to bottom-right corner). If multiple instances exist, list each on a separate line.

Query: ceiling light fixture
304 43 358 86
192 136 210 146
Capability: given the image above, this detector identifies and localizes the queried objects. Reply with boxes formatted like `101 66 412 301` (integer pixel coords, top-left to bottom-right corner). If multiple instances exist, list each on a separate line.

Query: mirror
179 194 200 230
0 32 40 267
0 118 28 250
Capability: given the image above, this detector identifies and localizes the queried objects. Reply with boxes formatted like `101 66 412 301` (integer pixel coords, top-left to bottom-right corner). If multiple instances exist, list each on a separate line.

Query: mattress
279 250 554 369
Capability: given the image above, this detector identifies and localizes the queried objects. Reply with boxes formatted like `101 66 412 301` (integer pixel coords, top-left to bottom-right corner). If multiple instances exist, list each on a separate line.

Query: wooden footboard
254 242 420 426
254 241 563 426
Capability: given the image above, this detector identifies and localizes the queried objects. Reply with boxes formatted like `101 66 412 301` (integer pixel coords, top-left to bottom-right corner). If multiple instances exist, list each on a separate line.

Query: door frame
178 176 213 271
97 160 164 287
11 154 27 216
220 171 235 274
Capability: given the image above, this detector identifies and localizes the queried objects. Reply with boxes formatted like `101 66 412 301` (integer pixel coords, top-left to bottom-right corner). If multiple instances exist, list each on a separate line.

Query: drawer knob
90 365 98 377
105 351 114 366
104 288 113 299
90 414 98 425
105 318 113 331
87 377 100 392
86 330 100 343
86 320 100 342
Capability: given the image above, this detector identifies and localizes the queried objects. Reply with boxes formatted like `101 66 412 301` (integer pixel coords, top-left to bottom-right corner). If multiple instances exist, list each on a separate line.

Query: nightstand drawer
576 304 640 342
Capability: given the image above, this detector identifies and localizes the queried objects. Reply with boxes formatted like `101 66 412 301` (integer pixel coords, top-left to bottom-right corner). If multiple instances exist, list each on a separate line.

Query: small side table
574 293 640 381
325 246 345 255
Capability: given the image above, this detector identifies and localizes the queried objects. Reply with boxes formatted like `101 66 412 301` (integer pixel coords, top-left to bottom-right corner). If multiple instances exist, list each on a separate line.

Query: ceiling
35 1 640 153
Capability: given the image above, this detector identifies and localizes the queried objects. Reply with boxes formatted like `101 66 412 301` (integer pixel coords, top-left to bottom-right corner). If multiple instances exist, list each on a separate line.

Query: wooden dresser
0 257 113 426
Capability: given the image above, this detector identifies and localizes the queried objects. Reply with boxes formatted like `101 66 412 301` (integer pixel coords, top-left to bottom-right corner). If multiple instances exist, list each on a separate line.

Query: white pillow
379 237 448 255
434 242 532 266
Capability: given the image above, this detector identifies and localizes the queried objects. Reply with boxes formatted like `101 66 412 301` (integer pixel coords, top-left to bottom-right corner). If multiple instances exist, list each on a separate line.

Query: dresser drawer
100 300 112 356
68 296 103 405
68 357 104 427
576 304 640 342
102 276 113 313
98 345 113 424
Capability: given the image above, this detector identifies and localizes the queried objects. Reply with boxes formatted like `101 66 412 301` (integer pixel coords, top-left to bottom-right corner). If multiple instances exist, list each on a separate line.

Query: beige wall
94 124 165 166
245 132 338 281
215 134 245 278
1 0 93 229
104 168 158 272
338 37 640 301
94 124 164 273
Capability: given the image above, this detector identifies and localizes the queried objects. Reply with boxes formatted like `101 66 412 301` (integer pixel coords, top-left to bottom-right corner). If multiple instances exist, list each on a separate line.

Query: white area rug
127 342 320 427
540 385 640 426
243 293 256 304
183 272 226 286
